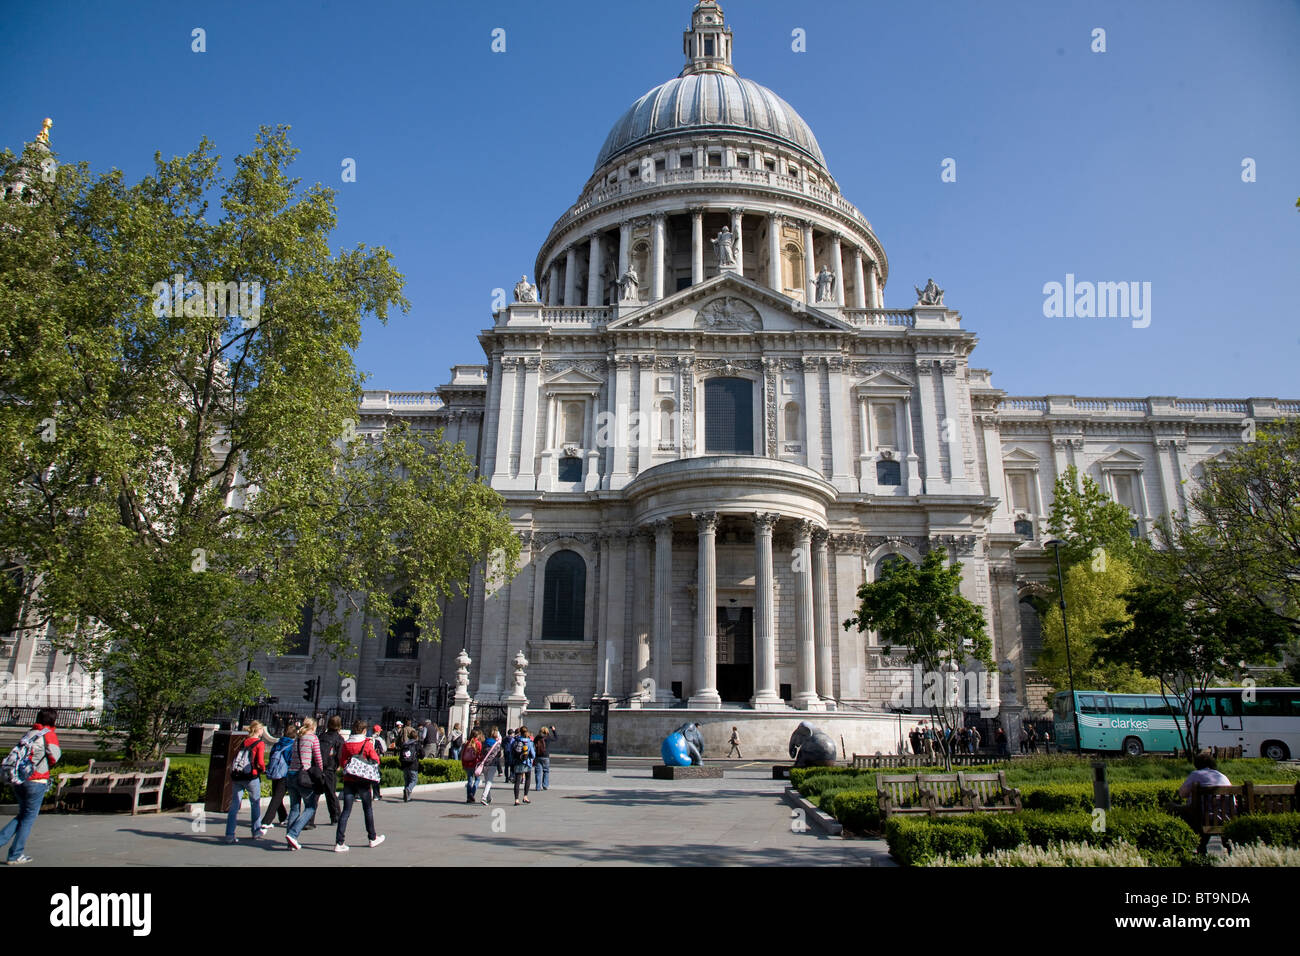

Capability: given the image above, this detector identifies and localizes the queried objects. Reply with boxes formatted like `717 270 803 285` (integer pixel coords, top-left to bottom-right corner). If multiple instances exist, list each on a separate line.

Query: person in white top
1177 752 1231 804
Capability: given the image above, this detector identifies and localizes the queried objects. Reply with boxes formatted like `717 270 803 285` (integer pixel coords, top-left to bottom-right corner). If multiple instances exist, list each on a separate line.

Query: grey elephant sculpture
789 721 837 767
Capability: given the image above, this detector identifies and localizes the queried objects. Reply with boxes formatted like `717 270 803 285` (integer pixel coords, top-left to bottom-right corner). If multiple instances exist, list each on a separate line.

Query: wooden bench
876 773 966 818
853 753 1008 769
57 759 170 814
1182 781 1300 843
1209 745 1243 760
959 771 1022 812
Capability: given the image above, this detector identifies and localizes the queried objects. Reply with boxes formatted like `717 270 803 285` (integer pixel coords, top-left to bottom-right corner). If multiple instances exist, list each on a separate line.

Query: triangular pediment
853 368 914 391
543 366 604 388
1095 448 1146 467
1002 447 1041 464
607 272 855 334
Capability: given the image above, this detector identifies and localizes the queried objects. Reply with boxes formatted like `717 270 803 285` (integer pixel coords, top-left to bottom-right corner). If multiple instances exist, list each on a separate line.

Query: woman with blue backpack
259 722 296 832
511 727 536 806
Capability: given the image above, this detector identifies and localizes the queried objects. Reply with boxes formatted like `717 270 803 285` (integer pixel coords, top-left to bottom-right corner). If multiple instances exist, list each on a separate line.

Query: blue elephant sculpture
661 721 705 766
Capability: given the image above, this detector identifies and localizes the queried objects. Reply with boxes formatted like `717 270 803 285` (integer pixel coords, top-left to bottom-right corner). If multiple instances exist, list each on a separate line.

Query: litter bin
186 723 219 755
204 730 245 813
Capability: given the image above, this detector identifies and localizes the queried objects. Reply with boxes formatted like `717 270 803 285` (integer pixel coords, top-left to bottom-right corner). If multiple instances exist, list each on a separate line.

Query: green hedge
829 790 882 834
1222 813 1300 849
1019 780 1182 812
885 808 1197 866
163 763 209 806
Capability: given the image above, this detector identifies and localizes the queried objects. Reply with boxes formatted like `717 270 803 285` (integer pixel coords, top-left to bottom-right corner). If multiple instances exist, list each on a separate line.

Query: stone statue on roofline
711 226 737 268
915 278 944 306
815 265 835 303
513 275 538 303
618 266 640 301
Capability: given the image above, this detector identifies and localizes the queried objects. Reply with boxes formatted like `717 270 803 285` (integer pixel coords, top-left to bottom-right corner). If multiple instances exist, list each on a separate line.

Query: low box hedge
829 790 882 834
1222 812 1300 849
885 808 1197 866
1019 780 1181 813
162 762 209 806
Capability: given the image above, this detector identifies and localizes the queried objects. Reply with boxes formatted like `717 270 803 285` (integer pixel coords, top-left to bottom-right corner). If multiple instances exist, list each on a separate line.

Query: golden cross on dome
35 118 53 145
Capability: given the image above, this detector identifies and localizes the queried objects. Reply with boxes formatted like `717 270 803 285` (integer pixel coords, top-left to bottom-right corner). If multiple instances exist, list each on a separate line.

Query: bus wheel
1122 737 1144 757
1262 740 1290 761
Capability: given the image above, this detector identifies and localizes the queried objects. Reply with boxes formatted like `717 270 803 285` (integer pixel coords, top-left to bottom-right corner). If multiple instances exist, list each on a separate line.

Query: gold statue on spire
35 118 53 145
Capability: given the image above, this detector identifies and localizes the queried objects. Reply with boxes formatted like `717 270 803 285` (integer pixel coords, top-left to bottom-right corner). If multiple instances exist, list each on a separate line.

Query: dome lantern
681 1 734 77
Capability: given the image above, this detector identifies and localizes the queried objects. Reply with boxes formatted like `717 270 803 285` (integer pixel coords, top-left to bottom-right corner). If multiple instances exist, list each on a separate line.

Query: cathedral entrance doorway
715 606 754 703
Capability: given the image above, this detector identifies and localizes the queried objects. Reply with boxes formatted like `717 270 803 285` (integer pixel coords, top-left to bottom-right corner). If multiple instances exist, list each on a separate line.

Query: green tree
1037 558 1156 697
1098 582 1290 754
1044 465 1140 570
0 129 519 758
842 548 992 770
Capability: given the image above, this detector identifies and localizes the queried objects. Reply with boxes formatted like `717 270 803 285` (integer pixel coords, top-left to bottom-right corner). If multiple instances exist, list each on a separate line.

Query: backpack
512 738 530 761
399 740 420 766
0 729 50 786
459 742 479 769
267 737 293 779
230 740 259 781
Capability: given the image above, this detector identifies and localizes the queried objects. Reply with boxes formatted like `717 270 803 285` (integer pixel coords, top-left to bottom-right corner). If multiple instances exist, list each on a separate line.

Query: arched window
783 401 800 442
704 377 754 455
386 590 420 659
873 404 897 449
542 550 586 641
659 399 676 443
876 459 901 486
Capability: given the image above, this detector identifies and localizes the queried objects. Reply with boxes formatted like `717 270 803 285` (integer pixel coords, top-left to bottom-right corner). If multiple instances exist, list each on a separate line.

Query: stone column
730 207 744 278
651 212 666 302
563 246 579 306
691 207 704 285
812 528 834 706
866 261 879 308
505 651 529 730
903 394 921 496
548 262 560 307
516 356 540 485
852 249 867 309
752 512 783 710
491 357 519 483
651 519 676 703
916 363 944 494
829 233 845 307
767 211 782 292
939 361 967 487
610 355 632 487
801 221 816 302
826 358 853 492
689 511 722 709
793 519 824 710
586 233 604 307
618 220 631 278
631 529 652 701
802 357 823 476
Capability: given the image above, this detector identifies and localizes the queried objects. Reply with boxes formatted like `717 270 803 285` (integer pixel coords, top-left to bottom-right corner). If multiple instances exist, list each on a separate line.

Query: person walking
0 708 61 864
398 727 422 802
259 728 295 832
995 725 1008 756
335 719 385 852
533 727 552 791
368 724 387 801
318 715 344 826
461 730 483 803
223 720 266 845
477 727 503 806
512 726 536 806
727 726 742 758
969 725 981 755
435 725 448 759
284 718 324 850
449 723 464 761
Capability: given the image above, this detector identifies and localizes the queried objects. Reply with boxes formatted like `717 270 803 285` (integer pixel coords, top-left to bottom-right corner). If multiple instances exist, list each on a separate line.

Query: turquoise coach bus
1052 690 1185 756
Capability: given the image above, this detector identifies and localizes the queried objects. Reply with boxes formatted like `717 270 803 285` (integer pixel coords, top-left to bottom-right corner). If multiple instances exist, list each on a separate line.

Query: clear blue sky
4 0 1298 398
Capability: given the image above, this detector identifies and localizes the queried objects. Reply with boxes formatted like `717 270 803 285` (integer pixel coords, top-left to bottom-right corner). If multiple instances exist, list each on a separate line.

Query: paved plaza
11 758 891 867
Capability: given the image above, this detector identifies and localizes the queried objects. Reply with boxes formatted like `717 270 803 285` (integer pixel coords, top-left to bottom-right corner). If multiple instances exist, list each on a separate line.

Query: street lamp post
1045 539 1082 756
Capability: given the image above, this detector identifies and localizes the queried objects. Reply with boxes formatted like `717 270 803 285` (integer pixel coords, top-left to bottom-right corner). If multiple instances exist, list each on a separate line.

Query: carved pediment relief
694 296 762 331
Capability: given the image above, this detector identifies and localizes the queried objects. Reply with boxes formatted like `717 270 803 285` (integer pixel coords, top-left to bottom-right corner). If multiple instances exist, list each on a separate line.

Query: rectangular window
284 603 312 656
737 154 750 169
1112 472 1137 512
708 152 722 168
680 153 694 169
704 378 754 455
703 37 714 56
557 457 583 483
764 158 776 171
655 158 665 174
1007 472 1031 513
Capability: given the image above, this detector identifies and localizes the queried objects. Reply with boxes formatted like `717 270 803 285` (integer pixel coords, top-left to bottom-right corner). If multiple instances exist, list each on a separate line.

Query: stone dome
593 72 827 174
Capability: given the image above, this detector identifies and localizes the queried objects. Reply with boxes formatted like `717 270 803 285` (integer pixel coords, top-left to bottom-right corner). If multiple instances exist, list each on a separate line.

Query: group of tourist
1019 725 1051 754
907 722 982 757
458 724 557 806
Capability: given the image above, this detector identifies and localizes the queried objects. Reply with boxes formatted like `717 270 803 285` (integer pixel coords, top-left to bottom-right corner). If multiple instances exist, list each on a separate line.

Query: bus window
1145 696 1176 716
1111 696 1147 715
1215 694 1237 717
1055 693 1075 718
1243 692 1285 717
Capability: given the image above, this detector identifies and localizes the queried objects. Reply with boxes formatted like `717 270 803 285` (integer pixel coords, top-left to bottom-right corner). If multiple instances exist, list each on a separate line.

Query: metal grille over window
704 377 753 454
542 550 586 641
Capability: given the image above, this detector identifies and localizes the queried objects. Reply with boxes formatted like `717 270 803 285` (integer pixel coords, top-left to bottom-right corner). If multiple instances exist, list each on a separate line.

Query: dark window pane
704 378 753 454
876 460 901 485
285 602 312 656
1013 519 1034 538
542 550 586 641
386 591 420 659
557 458 582 483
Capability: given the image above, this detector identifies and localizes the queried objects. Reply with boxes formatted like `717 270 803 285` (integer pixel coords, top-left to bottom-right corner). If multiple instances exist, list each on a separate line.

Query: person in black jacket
317 715 345 825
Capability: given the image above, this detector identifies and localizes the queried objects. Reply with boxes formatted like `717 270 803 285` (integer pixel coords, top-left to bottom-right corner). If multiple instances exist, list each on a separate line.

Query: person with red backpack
460 730 483 804
0 708 60 865
225 720 267 844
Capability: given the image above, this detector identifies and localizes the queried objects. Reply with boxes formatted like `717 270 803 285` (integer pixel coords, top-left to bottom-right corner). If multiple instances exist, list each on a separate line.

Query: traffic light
418 687 431 708
302 678 316 703
405 683 417 706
